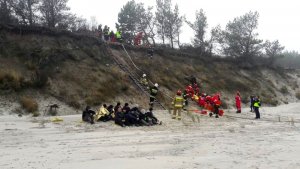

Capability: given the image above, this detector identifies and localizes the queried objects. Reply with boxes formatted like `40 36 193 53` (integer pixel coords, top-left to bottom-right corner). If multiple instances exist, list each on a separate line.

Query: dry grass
262 97 279 106
280 86 289 94
20 96 39 113
296 92 300 100
0 69 23 91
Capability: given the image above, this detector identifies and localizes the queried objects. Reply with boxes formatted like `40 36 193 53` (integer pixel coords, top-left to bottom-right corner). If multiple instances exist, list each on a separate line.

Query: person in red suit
134 32 143 45
209 93 221 118
235 91 241 113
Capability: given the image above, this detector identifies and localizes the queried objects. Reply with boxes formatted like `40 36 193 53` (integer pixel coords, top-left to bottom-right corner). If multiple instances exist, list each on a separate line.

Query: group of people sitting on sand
82 102 162 127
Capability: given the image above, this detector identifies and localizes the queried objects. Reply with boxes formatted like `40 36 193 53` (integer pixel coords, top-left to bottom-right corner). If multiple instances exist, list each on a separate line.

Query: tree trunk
170 34 173 49
50 1 55 28
28 0 33 25
177 33 180 49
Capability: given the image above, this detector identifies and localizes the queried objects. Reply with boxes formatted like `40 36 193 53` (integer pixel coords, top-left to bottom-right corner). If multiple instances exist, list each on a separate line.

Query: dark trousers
149 97 155 106
254 107 260 119
214 105 219 115
250 104 254 112
115 118 125 127
124 113 138 125
98 115 111 122
83 115 94 124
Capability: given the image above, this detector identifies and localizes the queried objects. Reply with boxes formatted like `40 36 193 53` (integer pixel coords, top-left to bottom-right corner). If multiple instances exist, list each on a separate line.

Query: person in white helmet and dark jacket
149 83 159 107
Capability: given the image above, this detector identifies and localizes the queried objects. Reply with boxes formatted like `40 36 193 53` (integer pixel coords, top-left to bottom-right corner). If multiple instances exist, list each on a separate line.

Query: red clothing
134 32 143 45
198 97 206 107
194 87 200 95
187 85 194 96
235 95 241 111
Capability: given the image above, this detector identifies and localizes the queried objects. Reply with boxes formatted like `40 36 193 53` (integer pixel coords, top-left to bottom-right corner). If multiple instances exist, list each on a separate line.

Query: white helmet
142 74 146 77
154 83 159 87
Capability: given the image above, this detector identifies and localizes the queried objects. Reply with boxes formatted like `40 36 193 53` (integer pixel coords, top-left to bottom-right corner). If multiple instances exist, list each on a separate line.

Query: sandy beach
1 103 300 169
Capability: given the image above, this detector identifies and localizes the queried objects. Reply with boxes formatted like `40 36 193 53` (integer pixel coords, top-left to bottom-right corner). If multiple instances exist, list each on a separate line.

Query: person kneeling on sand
107 105 115 119
82 106 96 124
95 104 111 122
145 108 162 125
114 107 126 127
125 105 142 126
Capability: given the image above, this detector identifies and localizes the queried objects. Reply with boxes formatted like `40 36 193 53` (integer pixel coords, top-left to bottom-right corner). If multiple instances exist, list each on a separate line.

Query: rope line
121 44 142 71
120 44 173 100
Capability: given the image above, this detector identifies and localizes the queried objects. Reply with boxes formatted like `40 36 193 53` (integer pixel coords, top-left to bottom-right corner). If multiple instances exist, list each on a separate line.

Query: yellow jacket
140 77 148 86
172 96 184 108
95 106 110 121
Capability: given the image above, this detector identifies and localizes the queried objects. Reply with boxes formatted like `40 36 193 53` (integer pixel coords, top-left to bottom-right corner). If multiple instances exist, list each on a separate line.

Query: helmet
206 95 212 101
177 90 182 96
154 83 159 87
142 74 146 77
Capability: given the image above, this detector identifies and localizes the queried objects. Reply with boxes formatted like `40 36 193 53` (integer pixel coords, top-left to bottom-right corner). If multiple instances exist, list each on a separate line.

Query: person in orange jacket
235 91 241 113
198 93 206 107
209 93 221 118
186 84 194 98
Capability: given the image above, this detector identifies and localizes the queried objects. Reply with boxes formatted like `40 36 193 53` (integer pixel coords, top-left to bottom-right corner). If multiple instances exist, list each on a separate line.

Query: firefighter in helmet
172 90 185 120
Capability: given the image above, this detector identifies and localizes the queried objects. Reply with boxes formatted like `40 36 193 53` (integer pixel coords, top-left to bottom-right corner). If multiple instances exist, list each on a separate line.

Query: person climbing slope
149 83 159 107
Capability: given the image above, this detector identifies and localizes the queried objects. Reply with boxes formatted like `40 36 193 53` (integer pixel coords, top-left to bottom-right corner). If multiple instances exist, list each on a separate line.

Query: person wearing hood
146 108 161 125
95 104 111 122
114 107 126 127
82 106 96 124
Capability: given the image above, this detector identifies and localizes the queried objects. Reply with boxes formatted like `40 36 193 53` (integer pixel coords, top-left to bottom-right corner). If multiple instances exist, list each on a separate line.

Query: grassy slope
0 27 299 113
110 44 300 107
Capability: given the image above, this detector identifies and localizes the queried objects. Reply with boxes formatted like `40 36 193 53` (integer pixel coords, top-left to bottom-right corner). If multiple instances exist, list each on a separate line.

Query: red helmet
177 90 182 96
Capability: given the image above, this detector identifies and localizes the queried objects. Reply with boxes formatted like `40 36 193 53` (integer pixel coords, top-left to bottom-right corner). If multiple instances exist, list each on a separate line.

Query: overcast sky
68 0 300 52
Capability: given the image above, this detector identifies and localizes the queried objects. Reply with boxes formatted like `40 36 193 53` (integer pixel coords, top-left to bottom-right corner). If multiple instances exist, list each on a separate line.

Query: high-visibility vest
174 96 184 108
116 31 121 39
150 87 158 97
253 101 260 108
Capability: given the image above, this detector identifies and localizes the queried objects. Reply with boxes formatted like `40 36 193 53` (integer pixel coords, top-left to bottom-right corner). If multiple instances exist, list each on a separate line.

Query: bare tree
165 4 182 48
39 0 70 28
136 5 156 45
0 0 14 24
11 0 40 25
155 0 171 45
69 16 89 32
185 9 207 51
207 24 222 55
